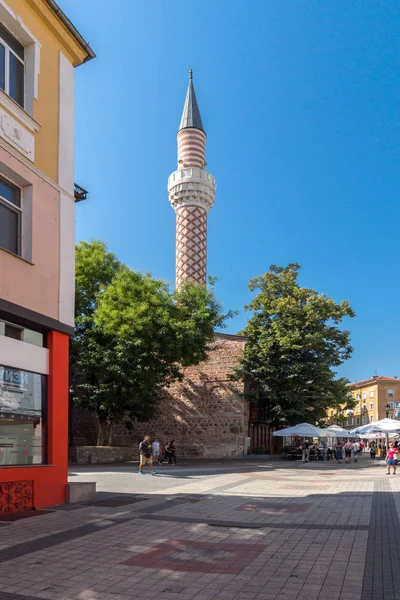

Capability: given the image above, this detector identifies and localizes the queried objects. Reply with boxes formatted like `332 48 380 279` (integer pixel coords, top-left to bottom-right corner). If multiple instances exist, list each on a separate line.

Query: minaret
168 69 216 288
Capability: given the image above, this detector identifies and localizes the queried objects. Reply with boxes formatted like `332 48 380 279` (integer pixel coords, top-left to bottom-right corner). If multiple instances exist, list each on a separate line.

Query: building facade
328 376 400 429
0 0 94 513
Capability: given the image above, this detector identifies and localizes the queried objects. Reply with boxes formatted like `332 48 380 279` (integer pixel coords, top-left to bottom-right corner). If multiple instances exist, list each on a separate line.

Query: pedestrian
321 441 328 463
138 435 157 475
301 439 310 463
166 439 177 464
353 440 360 463
152 438 161 466
344 440 353 464
386 441 398 475
370 442 376 460
359 440 364 453
334 441 343 464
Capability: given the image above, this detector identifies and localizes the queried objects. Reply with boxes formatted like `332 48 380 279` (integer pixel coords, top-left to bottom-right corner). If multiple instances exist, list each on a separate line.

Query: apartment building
327 376 400 430
0 0 94 513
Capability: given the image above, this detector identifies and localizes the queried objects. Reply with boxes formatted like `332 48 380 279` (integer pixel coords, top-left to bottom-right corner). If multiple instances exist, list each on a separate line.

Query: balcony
74 183 88 203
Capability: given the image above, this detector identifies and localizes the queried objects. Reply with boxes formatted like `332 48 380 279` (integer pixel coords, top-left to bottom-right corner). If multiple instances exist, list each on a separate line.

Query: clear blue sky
60 0 400 382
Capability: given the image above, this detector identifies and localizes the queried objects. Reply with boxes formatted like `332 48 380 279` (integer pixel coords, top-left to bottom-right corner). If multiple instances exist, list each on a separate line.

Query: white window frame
0 30 24 107
362 392 367 400
388 389 395 399
0 173 21 256
356 393 361 401
363 416 367 424
356 405 360 414
369 391 374 398
0 1 41 119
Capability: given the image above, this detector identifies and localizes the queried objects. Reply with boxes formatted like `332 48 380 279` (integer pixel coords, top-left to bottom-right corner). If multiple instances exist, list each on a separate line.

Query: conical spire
178 68 205 133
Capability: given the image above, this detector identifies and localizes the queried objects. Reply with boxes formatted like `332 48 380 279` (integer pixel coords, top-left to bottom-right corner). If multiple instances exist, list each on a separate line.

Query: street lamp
384 403 394 457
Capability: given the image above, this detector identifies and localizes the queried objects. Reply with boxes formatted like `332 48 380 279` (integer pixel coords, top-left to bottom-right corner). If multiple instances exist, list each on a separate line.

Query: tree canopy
236 263 355 426
71 240 231 445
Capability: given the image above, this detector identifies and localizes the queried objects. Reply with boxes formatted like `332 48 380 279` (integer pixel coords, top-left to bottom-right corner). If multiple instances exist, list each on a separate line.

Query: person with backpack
138 435 157 475
301 439 310 463
344 440 353 464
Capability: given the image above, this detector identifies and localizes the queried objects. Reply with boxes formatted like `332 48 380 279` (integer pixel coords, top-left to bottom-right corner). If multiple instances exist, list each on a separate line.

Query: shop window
356 417 360 425
0 365 47 466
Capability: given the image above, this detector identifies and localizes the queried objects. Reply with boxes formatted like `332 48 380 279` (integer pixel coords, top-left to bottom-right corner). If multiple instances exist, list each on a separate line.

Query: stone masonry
72 333 249 459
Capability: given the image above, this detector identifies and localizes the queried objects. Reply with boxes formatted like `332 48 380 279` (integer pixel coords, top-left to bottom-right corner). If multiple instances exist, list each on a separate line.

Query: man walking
139 435 157 475
302 439 310 463
353 440 360 462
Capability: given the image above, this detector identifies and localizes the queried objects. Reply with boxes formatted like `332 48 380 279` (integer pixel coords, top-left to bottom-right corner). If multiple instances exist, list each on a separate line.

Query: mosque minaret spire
168 69 216 287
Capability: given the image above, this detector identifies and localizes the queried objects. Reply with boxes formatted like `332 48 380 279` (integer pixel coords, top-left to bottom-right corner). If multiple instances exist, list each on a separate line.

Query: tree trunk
97 420 106 446
107 420 114 446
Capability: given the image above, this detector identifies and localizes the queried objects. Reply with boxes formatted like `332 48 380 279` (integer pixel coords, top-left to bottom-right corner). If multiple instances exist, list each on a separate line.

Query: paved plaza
0 455 398 600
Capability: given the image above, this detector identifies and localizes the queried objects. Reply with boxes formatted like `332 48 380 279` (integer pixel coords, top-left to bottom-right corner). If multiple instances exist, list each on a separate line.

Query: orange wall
0 331 69 508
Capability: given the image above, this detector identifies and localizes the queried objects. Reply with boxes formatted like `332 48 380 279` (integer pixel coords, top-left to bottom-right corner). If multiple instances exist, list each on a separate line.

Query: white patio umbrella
363 431 399 440
350 418 400 435
273 422 329 437
324 425 357 438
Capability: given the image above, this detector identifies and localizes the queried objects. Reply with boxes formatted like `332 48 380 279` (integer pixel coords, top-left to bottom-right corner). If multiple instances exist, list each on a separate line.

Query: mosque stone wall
71 333 249 460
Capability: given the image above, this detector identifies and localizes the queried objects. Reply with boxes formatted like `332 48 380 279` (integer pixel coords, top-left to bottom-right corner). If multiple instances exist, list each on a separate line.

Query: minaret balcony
168 167 216 212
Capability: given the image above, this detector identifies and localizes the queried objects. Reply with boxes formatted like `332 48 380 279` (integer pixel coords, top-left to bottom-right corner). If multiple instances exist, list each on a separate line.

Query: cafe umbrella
272 423 329 437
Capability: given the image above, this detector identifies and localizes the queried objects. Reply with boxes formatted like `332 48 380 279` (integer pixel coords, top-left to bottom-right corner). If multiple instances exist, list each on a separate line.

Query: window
389 402 395 409
369 391 374 398
0 365 47 466
362 392 367 400
363 416 367 424
356 393 361 401
0 22 24 108
356 405 360 413
0 319 43 347
0 175 21 255
370 403 374 410
348 417 353 425
370 416 374 422
356 417 360 425
388 389 395 398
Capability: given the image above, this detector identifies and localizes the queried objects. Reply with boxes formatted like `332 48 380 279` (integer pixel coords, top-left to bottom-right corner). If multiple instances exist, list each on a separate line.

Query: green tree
71 241 230 445
236 263 355 427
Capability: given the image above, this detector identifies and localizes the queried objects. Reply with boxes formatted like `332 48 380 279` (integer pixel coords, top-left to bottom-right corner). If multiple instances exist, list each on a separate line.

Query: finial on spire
178 68 205 133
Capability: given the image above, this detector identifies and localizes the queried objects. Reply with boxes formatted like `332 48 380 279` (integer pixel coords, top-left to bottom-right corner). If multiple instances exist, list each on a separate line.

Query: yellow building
328 376 400 430
0 0 94 512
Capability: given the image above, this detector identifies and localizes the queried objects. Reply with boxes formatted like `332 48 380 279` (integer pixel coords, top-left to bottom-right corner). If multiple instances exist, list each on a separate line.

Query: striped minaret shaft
168 69 216 288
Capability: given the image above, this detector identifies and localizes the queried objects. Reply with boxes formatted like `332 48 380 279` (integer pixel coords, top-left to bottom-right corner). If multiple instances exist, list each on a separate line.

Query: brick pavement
0 456 396 600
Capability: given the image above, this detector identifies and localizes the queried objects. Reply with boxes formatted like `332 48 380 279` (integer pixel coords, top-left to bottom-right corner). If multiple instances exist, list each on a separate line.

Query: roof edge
45 0 96 63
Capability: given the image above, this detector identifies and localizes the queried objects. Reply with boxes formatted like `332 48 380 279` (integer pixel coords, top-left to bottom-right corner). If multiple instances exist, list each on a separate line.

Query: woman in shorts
386 441 398 475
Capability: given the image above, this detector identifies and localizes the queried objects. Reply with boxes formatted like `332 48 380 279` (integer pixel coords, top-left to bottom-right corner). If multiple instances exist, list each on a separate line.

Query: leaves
70 241 231 444
236 263 356 426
